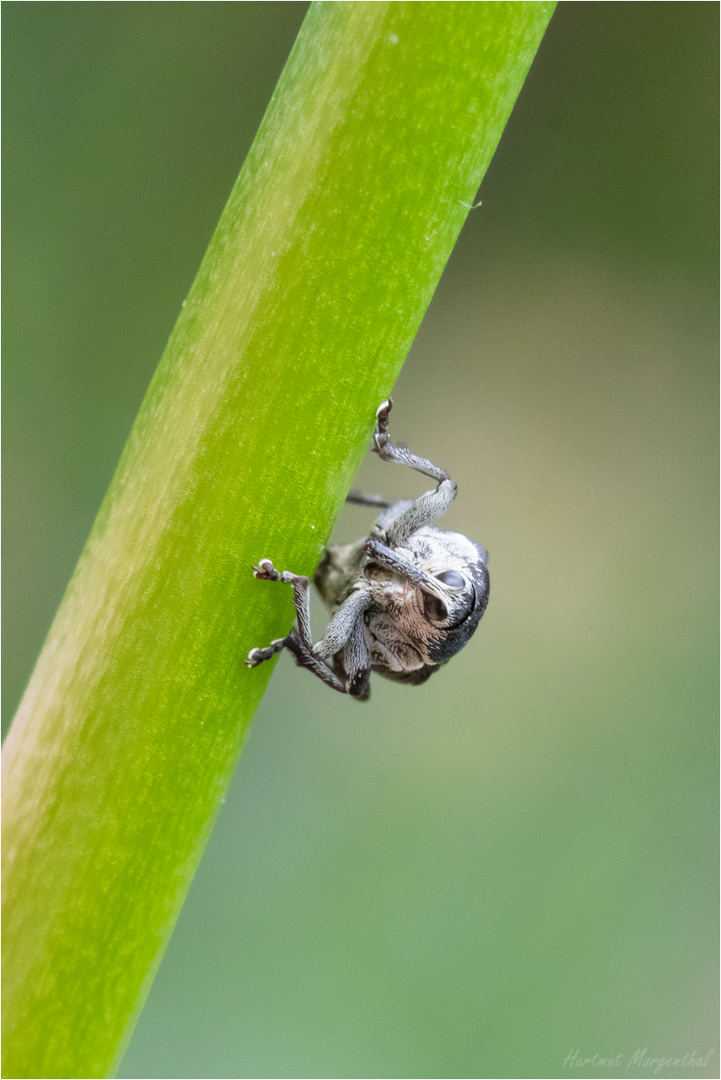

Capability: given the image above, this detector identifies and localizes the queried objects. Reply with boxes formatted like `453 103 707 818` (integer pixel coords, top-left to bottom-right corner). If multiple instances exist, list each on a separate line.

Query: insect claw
245 636 287 667
375 398 393 434
252 558 278 580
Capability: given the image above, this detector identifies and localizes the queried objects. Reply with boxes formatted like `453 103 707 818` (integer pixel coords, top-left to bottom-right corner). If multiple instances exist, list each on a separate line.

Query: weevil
245 399 489 701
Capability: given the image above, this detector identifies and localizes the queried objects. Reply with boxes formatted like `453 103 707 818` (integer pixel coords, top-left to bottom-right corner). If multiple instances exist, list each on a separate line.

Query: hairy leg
362 537 437 591
245 559 351 695
346 490 390 509
313 589 372 661
341 615 372 700
371 399 457 547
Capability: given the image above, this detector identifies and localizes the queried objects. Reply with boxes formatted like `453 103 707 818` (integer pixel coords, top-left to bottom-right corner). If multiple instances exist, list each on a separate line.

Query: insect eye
422 592 448 622
435 570 465 589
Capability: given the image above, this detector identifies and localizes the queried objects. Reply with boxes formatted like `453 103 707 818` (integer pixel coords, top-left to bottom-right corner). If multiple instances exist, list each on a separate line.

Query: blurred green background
3 4 717 1079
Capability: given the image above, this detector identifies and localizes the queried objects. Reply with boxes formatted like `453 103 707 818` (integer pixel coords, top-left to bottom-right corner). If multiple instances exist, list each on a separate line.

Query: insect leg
313 589 372 661
283 634 348 694
245 636 287 666
248 558 313 641
245 559 348 694
371 400 457 546
362 538 436 590
341 616 372 701
346 490 391 509
313 590 372 698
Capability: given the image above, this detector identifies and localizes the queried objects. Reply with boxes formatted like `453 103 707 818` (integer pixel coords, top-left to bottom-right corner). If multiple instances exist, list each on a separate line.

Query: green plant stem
2 4 555 1076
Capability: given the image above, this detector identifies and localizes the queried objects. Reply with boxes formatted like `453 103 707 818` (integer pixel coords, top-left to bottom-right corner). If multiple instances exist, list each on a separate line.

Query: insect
245 399 489 701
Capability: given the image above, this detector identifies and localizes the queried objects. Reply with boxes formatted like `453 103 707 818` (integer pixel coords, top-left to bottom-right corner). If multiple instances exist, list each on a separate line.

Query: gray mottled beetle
245 399 489 701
